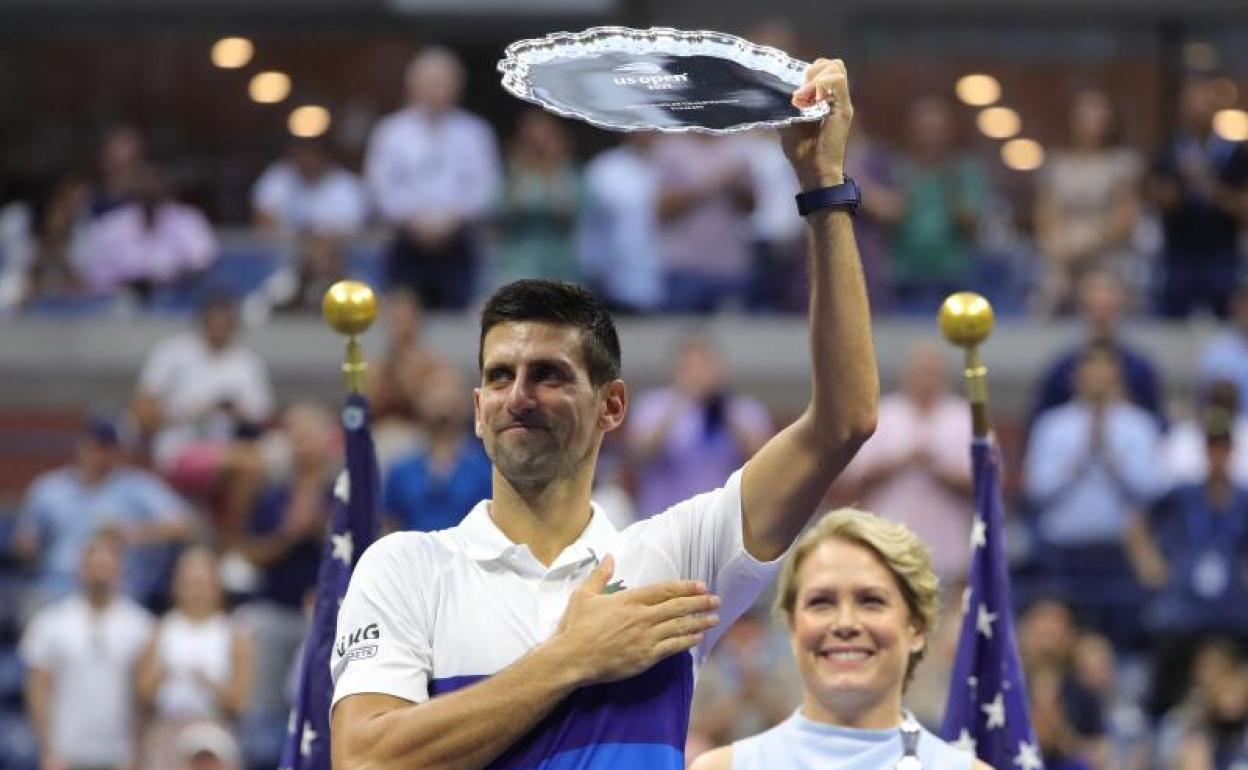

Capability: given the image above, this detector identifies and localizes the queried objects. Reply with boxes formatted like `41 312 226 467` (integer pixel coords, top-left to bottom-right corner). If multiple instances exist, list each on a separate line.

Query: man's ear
472 387 483 438
598 380 629 433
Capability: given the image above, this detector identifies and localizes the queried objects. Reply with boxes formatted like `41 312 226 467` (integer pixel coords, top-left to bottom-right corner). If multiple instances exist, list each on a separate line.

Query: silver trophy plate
497 26 829 134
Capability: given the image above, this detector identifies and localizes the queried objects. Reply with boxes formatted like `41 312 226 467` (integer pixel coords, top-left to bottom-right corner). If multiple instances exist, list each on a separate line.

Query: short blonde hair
774 508 941 683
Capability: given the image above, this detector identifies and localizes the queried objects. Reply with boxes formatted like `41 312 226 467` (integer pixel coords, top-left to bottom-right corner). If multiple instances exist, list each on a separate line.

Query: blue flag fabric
939 437 1044 770
279 393 379 770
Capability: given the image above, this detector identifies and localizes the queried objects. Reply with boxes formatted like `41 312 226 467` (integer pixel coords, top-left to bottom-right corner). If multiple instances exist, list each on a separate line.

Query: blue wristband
795 177 861 217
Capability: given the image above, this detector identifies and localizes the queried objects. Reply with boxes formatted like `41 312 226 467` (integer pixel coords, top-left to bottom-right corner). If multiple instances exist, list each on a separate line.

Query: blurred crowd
0 38 1245 321
0 31 1247 770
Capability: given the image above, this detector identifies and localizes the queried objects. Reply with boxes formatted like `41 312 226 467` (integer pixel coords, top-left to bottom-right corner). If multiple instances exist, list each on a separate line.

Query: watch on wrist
795 177 861 217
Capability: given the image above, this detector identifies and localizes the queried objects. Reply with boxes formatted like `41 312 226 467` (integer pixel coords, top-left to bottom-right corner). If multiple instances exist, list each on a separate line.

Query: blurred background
2 1 1248 768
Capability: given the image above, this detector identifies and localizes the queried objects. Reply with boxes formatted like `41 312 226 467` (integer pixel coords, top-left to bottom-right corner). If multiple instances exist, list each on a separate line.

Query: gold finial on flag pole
323 280 378 393
939 292 995 438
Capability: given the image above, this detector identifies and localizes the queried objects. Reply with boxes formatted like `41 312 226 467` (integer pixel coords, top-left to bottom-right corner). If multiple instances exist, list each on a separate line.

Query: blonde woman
692 509 993 770
137 546 252 770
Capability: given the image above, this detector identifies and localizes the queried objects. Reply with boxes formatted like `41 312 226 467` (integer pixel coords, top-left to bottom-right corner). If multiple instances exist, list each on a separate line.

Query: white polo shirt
332 469 780 770
20 595 154 768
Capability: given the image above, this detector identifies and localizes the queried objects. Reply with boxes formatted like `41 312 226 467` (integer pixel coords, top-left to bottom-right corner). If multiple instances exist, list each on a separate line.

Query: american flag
279 393 379 770
940 437 1044 770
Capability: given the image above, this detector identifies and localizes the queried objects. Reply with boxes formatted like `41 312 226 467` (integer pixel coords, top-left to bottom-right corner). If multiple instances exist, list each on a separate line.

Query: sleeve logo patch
335 622 380 657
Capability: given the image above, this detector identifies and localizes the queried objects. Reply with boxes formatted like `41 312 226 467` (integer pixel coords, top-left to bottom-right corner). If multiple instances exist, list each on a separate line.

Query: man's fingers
651 633 706 661
576 553 614 595
621 579 710 605
794 59 848 109
646 593 721 623
652 611 720 642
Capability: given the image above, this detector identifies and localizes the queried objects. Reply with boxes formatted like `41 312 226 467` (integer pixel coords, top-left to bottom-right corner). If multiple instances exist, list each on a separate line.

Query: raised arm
740 59 879 562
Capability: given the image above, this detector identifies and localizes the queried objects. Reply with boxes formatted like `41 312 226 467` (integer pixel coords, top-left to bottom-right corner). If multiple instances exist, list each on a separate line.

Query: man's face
1075 354 1121 404
201 305 238 349
475 322 624 488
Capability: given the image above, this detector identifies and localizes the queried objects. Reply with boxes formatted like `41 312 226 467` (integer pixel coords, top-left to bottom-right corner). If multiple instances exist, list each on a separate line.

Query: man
629 334 772 518
840 341 972 582
1030 268 1164 429
1025 345 1163 649
331 59 876 770
21 530 155 770
12 416 194 612
252 139 369 311
131 291 273 534
1146 75 1248 319
384 362 492 532
364 46 502 310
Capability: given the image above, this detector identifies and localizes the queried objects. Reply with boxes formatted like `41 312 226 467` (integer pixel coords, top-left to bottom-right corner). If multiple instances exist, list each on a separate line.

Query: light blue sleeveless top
731 710 974 770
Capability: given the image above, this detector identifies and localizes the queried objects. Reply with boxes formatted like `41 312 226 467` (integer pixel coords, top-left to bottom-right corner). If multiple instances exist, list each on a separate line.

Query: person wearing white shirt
364 46 502 309
252 140 369 310
131 292 273 530
577 134 665 313
21 530 155 770
330 60 879 770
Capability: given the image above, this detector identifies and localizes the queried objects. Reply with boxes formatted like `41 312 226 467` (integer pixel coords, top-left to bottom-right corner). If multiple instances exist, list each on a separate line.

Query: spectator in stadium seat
74 163 219 302
886 95 987 314
628 334 772 518
839 342 972 583
1168 667 1248 770
1030 269 1164 429
576 133 665 313
365 46 501 309
1162 380 1248 488
21 530 155 770
1126 406 1248 719
1197 281 1248 411
252 139 369 311
383 362 491 532
137 546 252 770
90 124 148 218
653 133 756 313
1018 598 1110 769
1146 75 1248 320
130 291 273 537
1024 346 1163 647
11 416 194 612
494 110 581 286
365 288 444 473
1033 88 1144 317
21 174 93 308
235 402 336 717
1151 639 1243 769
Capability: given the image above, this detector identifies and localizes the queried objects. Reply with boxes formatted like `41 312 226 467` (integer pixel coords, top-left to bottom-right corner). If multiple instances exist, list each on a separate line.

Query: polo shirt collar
459 499 618 571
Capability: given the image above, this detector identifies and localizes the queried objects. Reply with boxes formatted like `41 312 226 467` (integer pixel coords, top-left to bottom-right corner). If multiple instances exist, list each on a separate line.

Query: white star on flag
331 531 354 565
976 604 998 640
300 722 318 757
334 469 350 503
952 728 977 754
1013 740 1043 770
982 692 1006 730
961 586 973 617
970 517 987 549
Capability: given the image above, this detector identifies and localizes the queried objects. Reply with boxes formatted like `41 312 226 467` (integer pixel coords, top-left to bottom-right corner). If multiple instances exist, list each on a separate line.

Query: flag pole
323 279 378 392
278 280 380 770
939 291 996 438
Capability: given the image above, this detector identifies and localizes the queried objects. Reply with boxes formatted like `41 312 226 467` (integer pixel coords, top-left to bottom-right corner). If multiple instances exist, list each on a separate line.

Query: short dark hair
479 280 621 386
